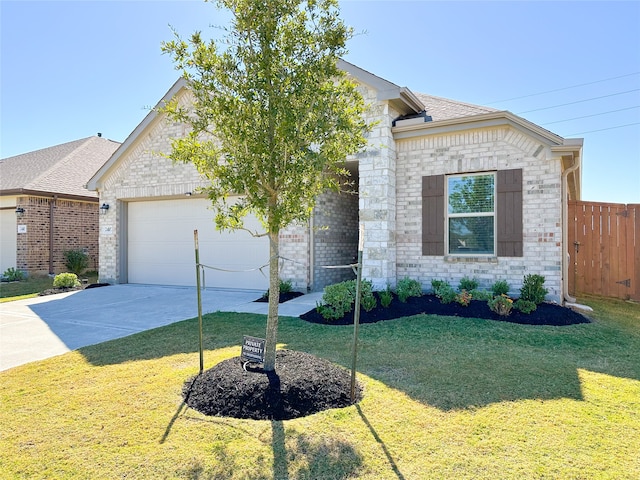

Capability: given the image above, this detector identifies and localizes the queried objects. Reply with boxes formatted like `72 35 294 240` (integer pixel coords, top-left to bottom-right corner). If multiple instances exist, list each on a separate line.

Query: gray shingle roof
414 92 498 121
0 136 120 199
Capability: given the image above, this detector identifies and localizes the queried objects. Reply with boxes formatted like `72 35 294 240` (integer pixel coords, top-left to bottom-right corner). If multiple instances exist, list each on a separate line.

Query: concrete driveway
0 284 321 372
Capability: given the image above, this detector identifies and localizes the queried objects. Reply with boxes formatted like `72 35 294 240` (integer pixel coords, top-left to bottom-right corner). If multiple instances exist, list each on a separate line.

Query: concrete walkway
0 284 322 372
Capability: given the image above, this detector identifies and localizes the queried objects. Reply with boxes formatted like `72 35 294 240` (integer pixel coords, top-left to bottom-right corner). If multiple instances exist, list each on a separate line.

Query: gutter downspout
308 214 315 292
562 156 580 304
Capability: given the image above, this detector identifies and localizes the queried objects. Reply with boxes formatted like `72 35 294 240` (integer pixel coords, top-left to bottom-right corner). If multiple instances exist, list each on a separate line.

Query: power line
565 122 640 136
540 106 640 126
485 72 640 105
516 89 640 114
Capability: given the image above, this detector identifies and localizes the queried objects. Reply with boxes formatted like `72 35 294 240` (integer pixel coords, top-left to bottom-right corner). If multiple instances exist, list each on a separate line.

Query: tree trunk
263 230 280 371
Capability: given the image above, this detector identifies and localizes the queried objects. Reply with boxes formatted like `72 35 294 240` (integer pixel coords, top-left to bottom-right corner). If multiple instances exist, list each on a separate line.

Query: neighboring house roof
0 136 120 200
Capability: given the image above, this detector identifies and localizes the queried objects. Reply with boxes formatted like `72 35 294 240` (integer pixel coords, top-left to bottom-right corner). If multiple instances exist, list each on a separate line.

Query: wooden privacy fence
568 201 640 301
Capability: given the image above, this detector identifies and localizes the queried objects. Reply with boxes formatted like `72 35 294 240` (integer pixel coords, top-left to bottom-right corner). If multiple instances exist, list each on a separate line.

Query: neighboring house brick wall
395 126 564 301
16 196 98 275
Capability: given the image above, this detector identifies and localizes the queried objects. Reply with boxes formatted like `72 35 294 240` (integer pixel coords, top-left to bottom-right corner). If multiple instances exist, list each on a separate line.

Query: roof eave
87 78 188 191
0 188 99 202
392 110 565 145
338 59 424 115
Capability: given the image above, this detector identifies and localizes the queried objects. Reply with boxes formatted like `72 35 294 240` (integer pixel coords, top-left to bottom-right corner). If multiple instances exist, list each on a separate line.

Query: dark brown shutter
496 169 523 257
422 175 445 255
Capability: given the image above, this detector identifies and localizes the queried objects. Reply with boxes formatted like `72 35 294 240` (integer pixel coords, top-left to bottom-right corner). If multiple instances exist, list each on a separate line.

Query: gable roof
0 136 121 200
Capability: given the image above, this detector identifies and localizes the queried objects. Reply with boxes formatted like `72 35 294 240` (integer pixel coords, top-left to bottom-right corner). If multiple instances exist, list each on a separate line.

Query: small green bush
458 276 479 292
488 294 514 316
520 274 548 305
514 299 537 314
396 277 422 303
317 279 377 320
2 267 25 282
63 249 89 275
434 282 457 304
469 289 492 302
491 279 510 297
379 285 393 308
53 273 80 288
430 279 447 293
261 278 294 299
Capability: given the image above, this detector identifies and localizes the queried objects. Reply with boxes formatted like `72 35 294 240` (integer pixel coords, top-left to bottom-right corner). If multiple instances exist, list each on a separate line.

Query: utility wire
566 122 640 136
516 89 640 114
540 106 640 126
485 72 640 105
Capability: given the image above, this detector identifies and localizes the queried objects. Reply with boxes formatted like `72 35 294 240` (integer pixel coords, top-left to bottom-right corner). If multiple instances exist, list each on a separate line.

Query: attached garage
127 198 269 290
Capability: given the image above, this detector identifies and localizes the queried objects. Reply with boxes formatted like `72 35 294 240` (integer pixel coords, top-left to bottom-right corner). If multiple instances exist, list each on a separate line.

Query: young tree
161 0 369 371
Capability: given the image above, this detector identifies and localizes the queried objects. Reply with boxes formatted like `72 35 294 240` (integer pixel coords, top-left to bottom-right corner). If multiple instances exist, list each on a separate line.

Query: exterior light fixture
15 207 25 217
100 203 110 215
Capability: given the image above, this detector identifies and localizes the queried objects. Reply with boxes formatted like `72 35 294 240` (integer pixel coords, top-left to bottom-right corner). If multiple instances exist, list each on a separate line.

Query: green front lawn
1 296 638 479
0 272 98 302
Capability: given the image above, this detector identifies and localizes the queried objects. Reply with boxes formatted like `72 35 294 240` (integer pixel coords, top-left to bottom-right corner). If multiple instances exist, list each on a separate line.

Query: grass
1 295 638 479
0 272 98 302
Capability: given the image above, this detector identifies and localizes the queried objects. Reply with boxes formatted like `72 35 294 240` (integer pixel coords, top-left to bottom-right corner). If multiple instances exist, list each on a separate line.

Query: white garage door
0 208 17 273
128 198 269 290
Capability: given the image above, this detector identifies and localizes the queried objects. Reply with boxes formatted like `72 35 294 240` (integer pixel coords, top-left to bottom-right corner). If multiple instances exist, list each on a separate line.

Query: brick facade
395 127 564 301
15 196 99 275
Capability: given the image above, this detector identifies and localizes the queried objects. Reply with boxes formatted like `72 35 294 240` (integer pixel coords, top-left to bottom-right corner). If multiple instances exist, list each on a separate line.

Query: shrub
379 285 393 308
455 289 472 306
430 279 447 293
63 249 89 275
491 279 510 297
469 289 492 302
520 274 548 304
488 294 514 316
359 280 377 312
53 273 80 288
2 267 25 282
261 278 294 299
316 279 377 320
515 299 537 314
396 277 422 303
434 282 457 304
458 276 479 292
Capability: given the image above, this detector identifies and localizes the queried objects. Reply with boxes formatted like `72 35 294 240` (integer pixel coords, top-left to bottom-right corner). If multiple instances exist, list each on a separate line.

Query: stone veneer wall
16 196 99 275
357 85 400 290
395 126 564 302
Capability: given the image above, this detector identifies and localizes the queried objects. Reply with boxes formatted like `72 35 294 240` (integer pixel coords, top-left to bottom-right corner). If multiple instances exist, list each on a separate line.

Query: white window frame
445 172 497 256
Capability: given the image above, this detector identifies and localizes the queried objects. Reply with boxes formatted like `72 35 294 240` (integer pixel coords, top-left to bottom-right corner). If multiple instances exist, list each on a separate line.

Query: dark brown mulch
300 293 591 327
183 350 362 420
39 283 109 297
254 291 305 303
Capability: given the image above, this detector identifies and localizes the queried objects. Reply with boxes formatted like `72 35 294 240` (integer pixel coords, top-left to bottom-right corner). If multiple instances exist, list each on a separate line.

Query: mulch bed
254 291 305 303
183 350 362 421
300 293 591 327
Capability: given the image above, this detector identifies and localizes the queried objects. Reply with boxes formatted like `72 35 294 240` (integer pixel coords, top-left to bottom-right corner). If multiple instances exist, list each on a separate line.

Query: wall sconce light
15 207 25 217
100 203 110 215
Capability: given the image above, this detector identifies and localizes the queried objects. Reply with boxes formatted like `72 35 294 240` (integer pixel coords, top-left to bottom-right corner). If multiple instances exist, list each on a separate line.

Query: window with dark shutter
422 169 523 257
496 169 523 257
422 175 445 255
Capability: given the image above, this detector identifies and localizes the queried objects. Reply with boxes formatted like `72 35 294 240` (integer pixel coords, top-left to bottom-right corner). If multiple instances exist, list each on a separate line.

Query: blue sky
1 0 639 203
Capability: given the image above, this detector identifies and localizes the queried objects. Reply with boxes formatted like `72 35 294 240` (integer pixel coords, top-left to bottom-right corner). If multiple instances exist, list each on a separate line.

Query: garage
127 197 269 290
